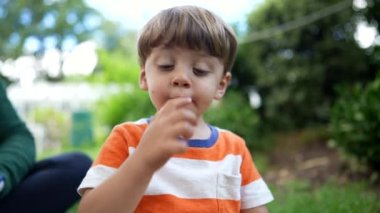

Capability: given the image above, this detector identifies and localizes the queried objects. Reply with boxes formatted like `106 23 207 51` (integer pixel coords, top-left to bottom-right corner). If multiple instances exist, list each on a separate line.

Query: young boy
78 5 273 213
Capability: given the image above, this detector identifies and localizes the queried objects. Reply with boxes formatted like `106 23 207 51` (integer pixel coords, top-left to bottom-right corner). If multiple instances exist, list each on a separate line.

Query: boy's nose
171 72 191 88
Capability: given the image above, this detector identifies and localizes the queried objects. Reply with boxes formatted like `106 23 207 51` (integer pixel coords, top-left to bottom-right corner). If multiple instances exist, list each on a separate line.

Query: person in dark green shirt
0 80 92 212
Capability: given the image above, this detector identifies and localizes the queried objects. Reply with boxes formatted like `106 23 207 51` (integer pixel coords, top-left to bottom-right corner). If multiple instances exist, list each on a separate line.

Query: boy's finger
173 121 195 140
165 97 192 110
171 139 188 154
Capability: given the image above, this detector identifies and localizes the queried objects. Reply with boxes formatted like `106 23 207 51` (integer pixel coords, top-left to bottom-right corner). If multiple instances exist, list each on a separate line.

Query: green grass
268 181 380 213
66 202 79 213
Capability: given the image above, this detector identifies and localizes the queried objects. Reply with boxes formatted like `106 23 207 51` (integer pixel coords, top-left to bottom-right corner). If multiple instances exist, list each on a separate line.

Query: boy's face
140 46 231 116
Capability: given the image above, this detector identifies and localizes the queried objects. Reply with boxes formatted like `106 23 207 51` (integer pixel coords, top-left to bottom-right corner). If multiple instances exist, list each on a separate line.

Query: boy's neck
191 116 211 140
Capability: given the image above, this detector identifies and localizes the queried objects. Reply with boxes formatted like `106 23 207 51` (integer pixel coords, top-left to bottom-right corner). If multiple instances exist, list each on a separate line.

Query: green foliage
236 0 376 131
89 49 140 84
0 0 100 59
33 106 68 126
204 90 263 150
98 21 138 56
268 181 380 213
330 74 380 171
95 88 155 129
89 46 152 130
32 106 70 148
363 0 380 33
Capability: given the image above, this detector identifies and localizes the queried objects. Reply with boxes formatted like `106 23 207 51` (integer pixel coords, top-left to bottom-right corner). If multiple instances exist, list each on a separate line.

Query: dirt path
263 129 374 188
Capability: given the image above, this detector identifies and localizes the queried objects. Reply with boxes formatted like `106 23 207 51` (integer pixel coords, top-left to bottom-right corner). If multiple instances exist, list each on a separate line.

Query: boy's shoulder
214 126 246 145
111 118 149 136
114 118 149 128
212 126 252 156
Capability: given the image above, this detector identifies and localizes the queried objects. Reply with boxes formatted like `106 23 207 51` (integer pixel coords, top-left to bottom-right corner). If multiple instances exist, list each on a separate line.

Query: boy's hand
135 97 197 171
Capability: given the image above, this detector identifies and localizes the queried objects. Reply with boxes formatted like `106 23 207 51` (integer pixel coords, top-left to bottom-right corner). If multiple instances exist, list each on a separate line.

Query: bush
95 87 155 129
32 107 70 151
330 74 380 171
204 90 263 151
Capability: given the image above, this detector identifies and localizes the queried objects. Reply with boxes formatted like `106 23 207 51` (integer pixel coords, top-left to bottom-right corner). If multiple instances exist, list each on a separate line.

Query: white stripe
118 118 148 126
132 118 149 125
129 147 243 200
240 178 274 209
77 165 117 195
79 148 244 200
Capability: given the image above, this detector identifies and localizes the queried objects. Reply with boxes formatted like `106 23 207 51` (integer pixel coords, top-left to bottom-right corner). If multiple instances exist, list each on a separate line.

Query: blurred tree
330 73 380 171
95 20 138 56
363 0 380 32
234 0 377 130
86 20 141 84
361 0 380 76
89 48 139 84
0 0 101 60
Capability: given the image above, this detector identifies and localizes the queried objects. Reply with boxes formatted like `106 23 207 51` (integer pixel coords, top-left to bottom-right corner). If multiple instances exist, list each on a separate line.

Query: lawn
268 181 380 213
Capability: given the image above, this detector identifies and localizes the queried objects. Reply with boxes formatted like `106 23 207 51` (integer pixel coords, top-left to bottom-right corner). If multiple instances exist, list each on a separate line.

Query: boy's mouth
169 94 193 100
168 96 196 107
170 96 191 99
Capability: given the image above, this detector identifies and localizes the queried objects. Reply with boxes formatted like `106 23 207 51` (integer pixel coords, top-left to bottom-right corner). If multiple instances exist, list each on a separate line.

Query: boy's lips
168 96 196 106
167 96 199 117
169 95 192 100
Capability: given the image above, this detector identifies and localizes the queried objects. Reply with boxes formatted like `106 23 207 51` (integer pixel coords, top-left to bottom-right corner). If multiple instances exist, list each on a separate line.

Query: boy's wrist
133 150 162 174
121 148 157 176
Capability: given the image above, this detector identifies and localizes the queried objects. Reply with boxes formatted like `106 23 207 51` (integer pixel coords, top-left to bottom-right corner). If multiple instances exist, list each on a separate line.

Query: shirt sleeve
240 145 274 209
78 124 131 195
0 80 36 198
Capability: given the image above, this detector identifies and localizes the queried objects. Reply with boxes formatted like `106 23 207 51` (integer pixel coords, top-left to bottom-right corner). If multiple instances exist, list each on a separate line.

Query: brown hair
137 5 238 73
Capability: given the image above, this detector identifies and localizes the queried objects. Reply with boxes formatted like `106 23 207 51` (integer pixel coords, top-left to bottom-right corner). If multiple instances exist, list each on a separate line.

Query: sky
85 0 377 47
85 0 264 31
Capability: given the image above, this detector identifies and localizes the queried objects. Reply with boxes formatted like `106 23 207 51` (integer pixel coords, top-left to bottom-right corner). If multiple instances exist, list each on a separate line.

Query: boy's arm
79 150 156 213
78 97 197 213
241 205 269 213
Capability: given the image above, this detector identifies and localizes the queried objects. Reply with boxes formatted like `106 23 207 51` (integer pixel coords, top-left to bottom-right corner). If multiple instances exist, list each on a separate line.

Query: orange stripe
241 146 261 185
136 194 240 213
174 131 246 161
93 122 147 168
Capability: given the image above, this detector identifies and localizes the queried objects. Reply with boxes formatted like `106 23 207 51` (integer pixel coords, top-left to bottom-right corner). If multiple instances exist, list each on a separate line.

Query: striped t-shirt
78 118 273 212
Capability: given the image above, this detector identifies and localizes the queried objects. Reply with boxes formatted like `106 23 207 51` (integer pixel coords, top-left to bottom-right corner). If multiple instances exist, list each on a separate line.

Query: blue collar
187 125 218 148
146 117 218 148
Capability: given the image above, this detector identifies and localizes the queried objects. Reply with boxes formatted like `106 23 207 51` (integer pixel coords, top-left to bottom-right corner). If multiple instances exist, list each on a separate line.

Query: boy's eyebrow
196 51 213 58
196 53 224 64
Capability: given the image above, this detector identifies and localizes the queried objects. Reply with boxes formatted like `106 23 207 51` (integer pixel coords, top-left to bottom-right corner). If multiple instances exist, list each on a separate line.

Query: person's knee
67 152 92 167
68 152 92 170
57 152 92 175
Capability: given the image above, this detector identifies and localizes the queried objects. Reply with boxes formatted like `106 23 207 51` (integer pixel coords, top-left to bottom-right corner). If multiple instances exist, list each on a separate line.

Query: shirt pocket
216 173 241 200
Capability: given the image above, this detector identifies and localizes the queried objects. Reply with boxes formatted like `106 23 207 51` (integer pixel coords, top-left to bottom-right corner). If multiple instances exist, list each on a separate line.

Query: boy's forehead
151 46 222 61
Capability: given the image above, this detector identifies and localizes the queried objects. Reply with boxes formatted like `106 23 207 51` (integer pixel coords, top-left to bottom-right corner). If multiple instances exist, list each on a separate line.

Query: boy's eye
158 64 174 71
193 68 209 76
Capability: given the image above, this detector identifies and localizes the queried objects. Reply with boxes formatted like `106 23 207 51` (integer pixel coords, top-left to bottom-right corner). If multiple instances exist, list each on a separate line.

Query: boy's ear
139 68 148 90
214 72 231 100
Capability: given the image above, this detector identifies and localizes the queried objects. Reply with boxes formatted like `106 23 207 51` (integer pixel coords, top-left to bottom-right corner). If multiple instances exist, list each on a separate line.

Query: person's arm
241 205 269 213
0 81 36 198
78 97 197 213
